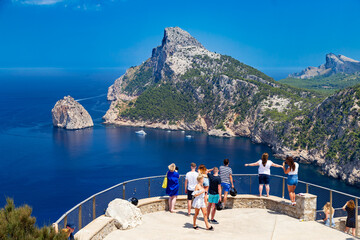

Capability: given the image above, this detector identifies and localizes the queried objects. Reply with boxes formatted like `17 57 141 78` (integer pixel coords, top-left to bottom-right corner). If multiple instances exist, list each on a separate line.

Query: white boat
185 135 193 138
135 130 147 135
167 130 171 133
181 130 185 133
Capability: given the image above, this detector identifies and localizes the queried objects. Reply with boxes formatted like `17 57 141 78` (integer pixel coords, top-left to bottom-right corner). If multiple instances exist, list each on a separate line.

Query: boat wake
76 94 107 102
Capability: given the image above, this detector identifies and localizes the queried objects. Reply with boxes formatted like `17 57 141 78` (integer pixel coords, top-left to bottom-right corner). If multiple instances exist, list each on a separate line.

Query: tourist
63 223 75 240
342 200 356 236
244 153 283 197
185 162 198 216
322 202 335 227
166 163 179 213
219 159 234 208
207 167 222 223
192 174 214 230
198 164 211 206
282 156 299 206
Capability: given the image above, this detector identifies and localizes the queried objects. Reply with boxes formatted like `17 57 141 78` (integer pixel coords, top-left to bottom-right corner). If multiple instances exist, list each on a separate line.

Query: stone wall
138 194 317 221
74 216 118 240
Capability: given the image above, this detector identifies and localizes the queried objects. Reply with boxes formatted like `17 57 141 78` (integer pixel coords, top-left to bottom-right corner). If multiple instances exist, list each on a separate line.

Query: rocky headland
103 27 360 186
52 96 94 130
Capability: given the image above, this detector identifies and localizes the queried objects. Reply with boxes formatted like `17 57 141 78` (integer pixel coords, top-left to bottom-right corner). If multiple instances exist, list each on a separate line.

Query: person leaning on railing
323 202 335 227
166 163 179 213
342 200 356 236
282 156 299 206
244 153 283 197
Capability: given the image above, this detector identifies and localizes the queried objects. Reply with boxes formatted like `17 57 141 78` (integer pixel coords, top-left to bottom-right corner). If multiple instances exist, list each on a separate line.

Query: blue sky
0 0 360 78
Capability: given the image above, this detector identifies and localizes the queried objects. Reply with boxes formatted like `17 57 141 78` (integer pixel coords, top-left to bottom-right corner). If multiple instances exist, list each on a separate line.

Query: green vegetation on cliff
124 65 154 94
279 73 360 94
121 84 197 122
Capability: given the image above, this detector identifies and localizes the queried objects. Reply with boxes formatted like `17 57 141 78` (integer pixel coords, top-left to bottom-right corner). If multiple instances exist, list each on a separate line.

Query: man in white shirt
185 162 198 216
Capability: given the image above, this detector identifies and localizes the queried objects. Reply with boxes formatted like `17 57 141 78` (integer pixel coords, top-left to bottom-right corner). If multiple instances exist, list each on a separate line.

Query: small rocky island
52 96 94 130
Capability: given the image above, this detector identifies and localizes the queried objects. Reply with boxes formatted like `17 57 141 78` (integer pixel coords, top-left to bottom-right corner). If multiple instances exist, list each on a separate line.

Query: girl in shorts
283 156 299 206
192 174 214 231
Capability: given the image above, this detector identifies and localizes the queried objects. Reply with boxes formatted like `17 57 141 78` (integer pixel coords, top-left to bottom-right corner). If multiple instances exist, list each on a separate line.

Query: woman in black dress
342 200 356 236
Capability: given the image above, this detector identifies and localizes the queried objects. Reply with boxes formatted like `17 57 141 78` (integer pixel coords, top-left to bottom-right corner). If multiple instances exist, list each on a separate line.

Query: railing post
92 196 96 220
148 178 151 198
64 215 67 228
329 190 333 228
356 198 359 237
249 176 252 194
282 178 285 198
78 204 82 230
123 184 126 200
306 183 309 194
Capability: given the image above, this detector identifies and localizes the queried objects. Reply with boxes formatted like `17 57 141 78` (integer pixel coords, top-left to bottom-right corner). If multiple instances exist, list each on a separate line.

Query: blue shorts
221 183 231 192
287 175 298 186
259 174 270 185
208 194 220 203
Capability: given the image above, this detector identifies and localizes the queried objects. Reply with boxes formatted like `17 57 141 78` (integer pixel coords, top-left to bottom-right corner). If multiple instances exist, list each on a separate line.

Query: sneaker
210 219 218 223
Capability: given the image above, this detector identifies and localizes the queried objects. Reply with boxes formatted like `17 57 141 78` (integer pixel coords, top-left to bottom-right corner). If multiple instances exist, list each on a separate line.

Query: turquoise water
0 69 358 226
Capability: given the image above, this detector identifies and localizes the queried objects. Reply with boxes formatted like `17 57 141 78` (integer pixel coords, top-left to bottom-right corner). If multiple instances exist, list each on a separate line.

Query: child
322 202 335 227
192 174 214 230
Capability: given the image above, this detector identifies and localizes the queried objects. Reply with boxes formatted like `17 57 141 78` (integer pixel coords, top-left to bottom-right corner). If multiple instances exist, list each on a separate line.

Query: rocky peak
325 53 360 74
160 27 204 54
289 53 360 79
151 27 217 80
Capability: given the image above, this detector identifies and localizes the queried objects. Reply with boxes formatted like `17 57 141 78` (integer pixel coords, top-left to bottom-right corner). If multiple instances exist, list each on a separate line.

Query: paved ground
104 208 355 240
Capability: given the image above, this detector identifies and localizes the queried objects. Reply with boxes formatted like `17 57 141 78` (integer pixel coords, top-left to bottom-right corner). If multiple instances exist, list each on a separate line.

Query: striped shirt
219 165 232 184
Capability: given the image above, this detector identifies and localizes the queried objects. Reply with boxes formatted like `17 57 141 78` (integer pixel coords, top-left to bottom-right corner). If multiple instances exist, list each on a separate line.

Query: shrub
0 198 67 240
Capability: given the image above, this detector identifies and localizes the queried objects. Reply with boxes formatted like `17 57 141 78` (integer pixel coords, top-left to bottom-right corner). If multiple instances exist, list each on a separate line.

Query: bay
0 69 358 226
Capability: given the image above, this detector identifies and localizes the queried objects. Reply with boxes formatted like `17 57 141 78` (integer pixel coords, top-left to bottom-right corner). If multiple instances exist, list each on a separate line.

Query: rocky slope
104 27 360 185
52 96 94 130
289 53 360 79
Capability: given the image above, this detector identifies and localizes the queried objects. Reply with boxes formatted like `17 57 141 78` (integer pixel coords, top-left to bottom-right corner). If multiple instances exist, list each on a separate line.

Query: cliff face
104 27 360 185
52 96 94 130
289 53 360 79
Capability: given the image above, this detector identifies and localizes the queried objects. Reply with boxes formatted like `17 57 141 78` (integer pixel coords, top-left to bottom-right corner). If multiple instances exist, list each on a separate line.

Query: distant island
279 53 360 93
103 27 360 186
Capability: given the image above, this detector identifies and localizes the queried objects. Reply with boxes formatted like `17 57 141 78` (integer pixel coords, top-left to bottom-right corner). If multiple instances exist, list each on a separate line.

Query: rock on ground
105 199 142 230
51 95 94 130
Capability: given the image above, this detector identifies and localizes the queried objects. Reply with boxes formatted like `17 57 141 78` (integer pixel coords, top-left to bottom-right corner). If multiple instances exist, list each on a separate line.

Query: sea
0 68 359 226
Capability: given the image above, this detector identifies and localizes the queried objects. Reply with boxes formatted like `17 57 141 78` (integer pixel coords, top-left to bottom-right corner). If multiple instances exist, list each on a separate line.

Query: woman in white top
245 153 282 197
282 156 299 206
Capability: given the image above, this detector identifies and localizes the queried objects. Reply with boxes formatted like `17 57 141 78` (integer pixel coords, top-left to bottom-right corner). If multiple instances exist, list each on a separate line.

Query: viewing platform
54 174 360 240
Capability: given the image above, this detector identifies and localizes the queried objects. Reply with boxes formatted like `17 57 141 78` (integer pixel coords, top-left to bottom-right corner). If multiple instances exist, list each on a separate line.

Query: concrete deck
104 208 355 240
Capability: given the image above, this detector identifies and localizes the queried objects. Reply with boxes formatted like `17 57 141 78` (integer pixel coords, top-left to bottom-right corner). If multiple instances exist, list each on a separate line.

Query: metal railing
54 174 360 237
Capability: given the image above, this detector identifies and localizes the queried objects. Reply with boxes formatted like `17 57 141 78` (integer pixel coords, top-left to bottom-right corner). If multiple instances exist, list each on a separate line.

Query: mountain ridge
289 53 360 79
103 27 360 186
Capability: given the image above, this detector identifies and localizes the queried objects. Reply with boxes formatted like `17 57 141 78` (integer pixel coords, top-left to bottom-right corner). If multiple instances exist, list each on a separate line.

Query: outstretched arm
272 163 283 168
206 168 214 173
245 162 259 167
